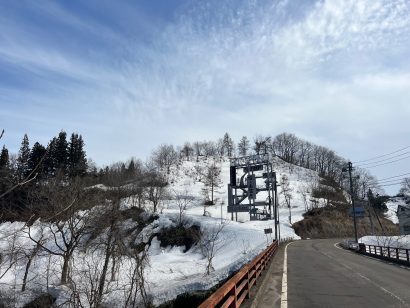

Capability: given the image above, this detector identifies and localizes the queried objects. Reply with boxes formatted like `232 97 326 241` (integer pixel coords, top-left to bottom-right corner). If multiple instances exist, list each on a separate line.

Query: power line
358 154 410 169
377 172 410 182
353 145 410 164
377 177 408 184
369 181 404 188
356 151 410 167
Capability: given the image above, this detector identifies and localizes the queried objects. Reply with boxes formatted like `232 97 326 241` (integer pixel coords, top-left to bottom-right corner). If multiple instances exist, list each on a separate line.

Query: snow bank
359 235 410 249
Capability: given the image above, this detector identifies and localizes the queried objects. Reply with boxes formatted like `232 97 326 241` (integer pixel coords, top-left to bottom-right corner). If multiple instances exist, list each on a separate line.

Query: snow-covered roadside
359 235 410 249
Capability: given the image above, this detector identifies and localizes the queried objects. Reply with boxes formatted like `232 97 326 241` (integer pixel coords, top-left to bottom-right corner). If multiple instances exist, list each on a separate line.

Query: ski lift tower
227 154 279 236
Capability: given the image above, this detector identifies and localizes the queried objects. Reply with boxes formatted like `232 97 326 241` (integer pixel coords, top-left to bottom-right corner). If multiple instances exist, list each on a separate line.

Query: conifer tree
0 145 9 170
238 136 250 156
68 133 87 177
54 131 69 175
17 134 30 180
223 133 235 157
28 142 47 178
44 137 57 177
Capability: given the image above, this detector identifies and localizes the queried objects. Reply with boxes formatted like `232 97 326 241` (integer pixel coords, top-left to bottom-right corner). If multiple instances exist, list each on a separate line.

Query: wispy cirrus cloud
1 0 410 193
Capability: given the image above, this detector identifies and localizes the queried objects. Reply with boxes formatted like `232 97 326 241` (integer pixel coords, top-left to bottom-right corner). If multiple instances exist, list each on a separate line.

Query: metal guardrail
358 243 410 265
198 240 278 308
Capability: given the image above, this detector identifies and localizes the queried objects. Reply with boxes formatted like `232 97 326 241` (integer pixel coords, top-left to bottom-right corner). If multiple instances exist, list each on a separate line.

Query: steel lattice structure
227 154 279 238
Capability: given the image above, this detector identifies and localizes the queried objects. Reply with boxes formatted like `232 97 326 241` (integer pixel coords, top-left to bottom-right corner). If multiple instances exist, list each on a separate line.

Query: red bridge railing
358 243 410 265
198 240 278 308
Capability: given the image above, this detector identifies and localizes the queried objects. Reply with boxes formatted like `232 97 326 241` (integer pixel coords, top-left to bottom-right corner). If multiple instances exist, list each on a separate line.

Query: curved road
285 239 410 308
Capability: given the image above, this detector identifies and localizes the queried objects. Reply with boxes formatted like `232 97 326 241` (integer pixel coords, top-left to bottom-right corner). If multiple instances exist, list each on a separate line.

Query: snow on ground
359 235 410 249
0 157 322 307
384 197 404 224
143 156 319 304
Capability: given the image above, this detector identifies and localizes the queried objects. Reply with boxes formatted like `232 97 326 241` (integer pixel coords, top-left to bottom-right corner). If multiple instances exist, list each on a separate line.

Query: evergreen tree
126 159 136 180
0 146 11 195
54 131 69 175
44 137 57 177
28 142 47 178
0 145 9 170
68 133 87 177
238 136 250 156
223 133 235 157
17 134 30 180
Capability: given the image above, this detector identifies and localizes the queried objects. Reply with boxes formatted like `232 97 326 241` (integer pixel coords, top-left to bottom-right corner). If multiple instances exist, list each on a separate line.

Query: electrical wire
357 154 410 169
377 177 408 184
368 181 404 188
377 172 410 182
356 151 410 167
353 145 410 164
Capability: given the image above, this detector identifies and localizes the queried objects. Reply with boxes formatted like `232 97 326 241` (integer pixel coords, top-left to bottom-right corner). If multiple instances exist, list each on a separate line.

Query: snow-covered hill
144 156 320 305
0 156 329 307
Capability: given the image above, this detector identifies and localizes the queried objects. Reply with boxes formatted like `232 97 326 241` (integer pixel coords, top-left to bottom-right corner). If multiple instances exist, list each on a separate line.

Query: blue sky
1 0 410 194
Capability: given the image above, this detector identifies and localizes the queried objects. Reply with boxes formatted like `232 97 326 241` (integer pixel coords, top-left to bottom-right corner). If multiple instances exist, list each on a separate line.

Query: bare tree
400 178 410 199
181 142 194 161
216 138 225 158
145 173 167 213
200 221 227 275
151 144 178 174
0 230 19 281
202 141 217 158
173 189 195 226
124 246 151 307
26 176 98 285
202 162 222 206
280 175 293 223
298 184 310 211
253 136 271 155
193 141 203 161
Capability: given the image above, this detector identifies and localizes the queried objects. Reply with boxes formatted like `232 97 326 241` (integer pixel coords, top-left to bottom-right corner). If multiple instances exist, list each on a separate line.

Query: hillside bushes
157 225 201 252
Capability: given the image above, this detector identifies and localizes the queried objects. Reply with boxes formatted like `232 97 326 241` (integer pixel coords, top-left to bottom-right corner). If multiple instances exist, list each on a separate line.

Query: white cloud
2 0 410 194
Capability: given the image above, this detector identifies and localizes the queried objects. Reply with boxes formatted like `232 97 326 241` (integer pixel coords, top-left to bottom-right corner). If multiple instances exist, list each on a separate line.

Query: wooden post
246 270 250 299
234 284 238 308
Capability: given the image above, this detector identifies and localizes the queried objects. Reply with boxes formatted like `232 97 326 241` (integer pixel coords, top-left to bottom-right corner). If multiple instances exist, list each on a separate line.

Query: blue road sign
348 207 365 218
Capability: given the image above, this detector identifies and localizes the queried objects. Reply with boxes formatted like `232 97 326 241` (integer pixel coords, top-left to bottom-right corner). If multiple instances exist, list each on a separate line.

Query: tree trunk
211 181 214 203
110 257 116 281
22 243 41 291
61 254 70 285
97 227 113 305
22 257 32 291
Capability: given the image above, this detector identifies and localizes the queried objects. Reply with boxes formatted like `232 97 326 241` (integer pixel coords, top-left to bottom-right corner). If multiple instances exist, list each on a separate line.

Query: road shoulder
242 241 288 308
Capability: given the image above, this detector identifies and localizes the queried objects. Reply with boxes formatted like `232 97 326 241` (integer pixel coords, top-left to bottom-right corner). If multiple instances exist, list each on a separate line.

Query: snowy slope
143 156 320 305
384 197 405 224
0 156 321 307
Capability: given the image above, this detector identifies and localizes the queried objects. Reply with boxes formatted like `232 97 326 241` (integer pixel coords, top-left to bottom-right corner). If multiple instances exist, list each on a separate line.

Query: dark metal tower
227 154 278 230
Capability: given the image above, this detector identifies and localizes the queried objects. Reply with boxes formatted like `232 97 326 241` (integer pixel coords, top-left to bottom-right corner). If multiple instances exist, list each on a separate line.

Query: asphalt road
286 239 410 308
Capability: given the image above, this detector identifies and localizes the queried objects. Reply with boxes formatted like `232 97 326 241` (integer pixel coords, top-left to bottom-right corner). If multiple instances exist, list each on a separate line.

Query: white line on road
328 242 407 306
280 242 294 308
357 273 407 306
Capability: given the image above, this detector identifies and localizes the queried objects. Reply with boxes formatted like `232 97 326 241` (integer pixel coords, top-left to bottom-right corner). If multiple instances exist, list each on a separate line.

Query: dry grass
293 206 399 239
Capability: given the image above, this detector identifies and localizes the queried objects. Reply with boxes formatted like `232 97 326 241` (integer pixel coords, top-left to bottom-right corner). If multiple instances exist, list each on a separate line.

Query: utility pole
273 173 278 241
347 162 359 243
